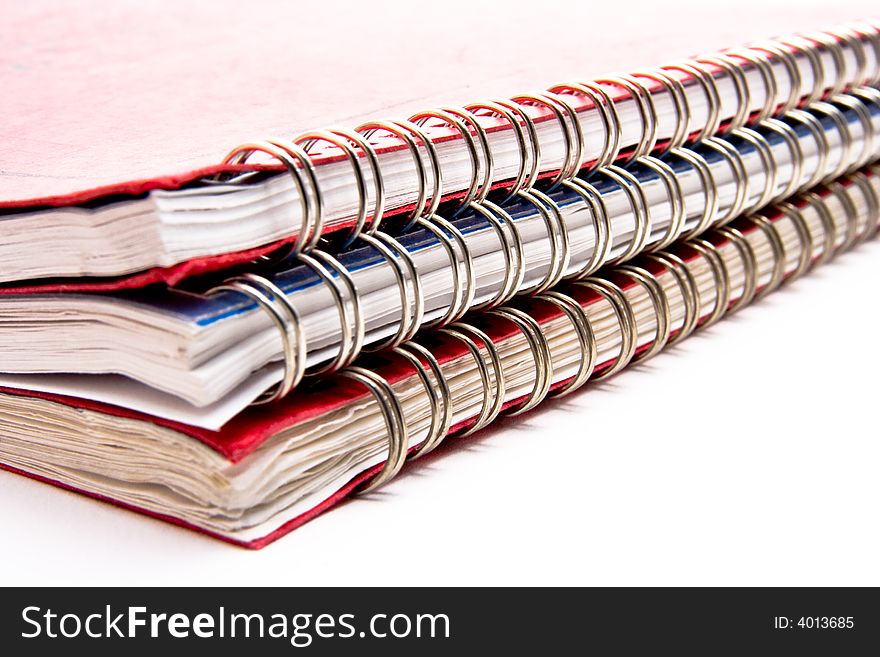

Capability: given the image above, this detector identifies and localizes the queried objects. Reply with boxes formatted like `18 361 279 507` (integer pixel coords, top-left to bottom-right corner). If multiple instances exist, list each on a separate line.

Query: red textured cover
0 1 868 293
5 1 851 206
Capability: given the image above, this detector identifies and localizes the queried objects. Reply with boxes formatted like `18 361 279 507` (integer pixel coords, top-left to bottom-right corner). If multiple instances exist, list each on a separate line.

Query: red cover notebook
0 165 874 547
1 2 876 293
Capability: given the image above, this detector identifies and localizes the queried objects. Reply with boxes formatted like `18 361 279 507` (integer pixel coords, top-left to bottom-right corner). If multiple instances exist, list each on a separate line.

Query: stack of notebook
2 5 879 547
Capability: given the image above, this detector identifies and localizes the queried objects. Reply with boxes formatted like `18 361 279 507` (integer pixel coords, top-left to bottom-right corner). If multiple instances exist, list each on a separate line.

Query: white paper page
0 368 281 431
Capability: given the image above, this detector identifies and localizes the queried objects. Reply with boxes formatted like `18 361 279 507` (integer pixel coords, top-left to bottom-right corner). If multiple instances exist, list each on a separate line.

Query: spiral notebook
1 4 877 290
2 5 880 547
1 165 876 546
0 87 878 426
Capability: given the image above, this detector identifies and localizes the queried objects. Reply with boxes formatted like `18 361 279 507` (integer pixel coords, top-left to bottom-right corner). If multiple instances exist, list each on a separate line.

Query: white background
2 237 879 586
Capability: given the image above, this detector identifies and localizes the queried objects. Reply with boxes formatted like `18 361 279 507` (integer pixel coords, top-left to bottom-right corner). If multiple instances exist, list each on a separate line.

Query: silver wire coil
216 23 880 255
339 165 879 493
210 90 880 405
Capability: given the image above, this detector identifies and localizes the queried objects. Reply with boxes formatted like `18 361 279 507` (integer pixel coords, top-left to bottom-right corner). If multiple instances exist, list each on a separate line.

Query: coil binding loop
338 366 408 494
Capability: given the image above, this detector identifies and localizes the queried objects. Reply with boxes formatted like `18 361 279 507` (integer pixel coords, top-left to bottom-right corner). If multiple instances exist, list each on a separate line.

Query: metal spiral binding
212 89 880 412
635 69 692 152
827 179 862 252
574 278 637 381
537 291 597 397
699 137 748 222
546 81 621 169
687 238 731 327
441 106 496 201
391 342 451 459
780 203 815 281
593 76 659 161
671 146 718 237
296 130 374 246
643 251 700 343
410 109 477 210
696 55 751 134
806 32 849 98
760 118 803 203
210 90 880 405
519 188 572 293
800 191 839 267
295 250 362 373
338 366 408 494
223 140 320 255
830 28 868 88
833 91 876 171
785 108 830 189
851 22 880 86
599 165 653 263
356 120 441 233
730 126 778 211
660 61 722 142
343 168 878 493
469 201 525 308
810 101 854 181
778 35 826 106
486 308 553 415
711 225 758 313
743 41 800 115
855 166 880 243
559 176 613 278
413 216 473 326
727 49 778 123
438 322 505 436
637 155 688 250
215 23 880 255
617 264 672 361
510 92 584 185
358 231 425 350
466 99 541 196
207 273 307 403
747 213 788 299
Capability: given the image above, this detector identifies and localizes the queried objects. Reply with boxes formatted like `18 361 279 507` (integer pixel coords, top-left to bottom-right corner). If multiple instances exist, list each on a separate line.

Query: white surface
1 238 878 586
